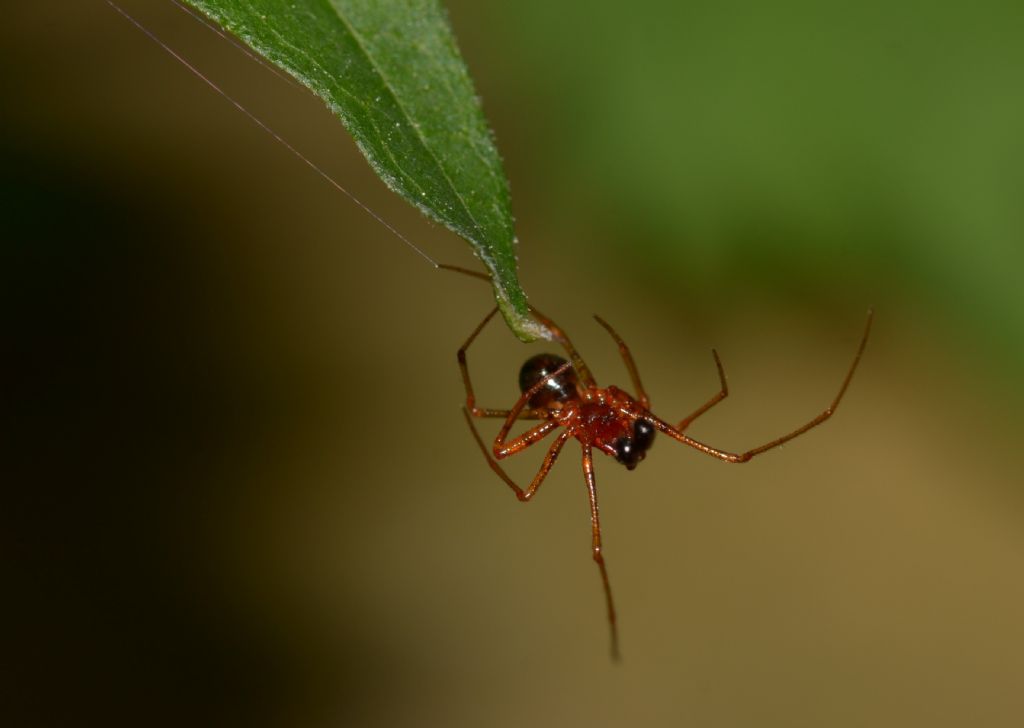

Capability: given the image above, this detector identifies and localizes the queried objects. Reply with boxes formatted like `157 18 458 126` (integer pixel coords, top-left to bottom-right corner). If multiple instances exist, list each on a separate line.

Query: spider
455 280 873 660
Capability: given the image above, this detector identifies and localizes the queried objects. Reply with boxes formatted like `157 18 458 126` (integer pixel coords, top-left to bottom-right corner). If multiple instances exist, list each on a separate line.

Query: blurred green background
6 1 1023 726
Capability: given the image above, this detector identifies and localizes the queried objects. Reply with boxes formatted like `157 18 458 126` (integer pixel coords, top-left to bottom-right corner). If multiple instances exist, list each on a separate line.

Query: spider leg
582 446 620 661
493 419 563 458
491 360 575 456
458 307 542 419
437 263 490 282
676 349 729 432
651 309 874 462
593 315 649 408
529 306 598 388
463 409 570 501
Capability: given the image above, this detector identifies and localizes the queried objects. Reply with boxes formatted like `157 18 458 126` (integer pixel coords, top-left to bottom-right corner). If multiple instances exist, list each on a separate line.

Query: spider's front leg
655 309 874 462
593 315 649 408
676 349 729 432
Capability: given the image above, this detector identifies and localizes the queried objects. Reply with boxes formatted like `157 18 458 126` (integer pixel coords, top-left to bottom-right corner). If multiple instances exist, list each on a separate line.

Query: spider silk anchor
453 274 873 661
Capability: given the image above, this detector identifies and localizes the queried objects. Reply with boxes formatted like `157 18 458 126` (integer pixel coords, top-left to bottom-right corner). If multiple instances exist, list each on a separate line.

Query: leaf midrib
327 0 490 246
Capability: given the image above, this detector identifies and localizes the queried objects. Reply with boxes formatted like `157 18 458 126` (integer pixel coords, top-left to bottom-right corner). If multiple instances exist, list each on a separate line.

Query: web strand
168 0 301 89
106 0 441 269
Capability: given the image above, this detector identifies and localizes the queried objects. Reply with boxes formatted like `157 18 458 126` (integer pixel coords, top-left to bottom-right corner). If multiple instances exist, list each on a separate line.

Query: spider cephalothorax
546 382 657 470
458 304 873 660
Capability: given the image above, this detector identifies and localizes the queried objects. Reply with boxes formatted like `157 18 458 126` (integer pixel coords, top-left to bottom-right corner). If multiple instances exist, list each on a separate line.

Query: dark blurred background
5 1 1023 726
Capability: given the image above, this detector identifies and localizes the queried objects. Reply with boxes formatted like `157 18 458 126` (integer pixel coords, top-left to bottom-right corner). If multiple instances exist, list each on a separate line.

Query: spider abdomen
519 353 579 409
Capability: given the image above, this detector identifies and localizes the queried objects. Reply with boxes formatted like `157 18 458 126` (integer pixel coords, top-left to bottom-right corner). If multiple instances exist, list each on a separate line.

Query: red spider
456 285 873 660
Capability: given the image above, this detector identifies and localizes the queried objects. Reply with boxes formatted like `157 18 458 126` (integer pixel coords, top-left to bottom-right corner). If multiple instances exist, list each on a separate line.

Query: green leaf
184 0 543 341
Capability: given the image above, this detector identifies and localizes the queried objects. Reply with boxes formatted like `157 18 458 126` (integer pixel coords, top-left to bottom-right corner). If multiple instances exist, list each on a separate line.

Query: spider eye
614 437 637 469
614 420 655 470
634 419 655 449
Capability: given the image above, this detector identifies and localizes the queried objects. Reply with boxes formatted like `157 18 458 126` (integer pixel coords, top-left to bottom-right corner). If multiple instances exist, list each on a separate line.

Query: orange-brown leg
592 314 728 430
492 360 573 457
593 315 649 408
581 446 619 661
493 420 562 458
654 309 874 462
463 409 571 502
676 349 729 432
457 358 573 489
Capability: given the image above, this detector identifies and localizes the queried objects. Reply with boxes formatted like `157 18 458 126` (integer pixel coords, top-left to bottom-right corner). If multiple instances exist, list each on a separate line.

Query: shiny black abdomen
518 353 579 409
